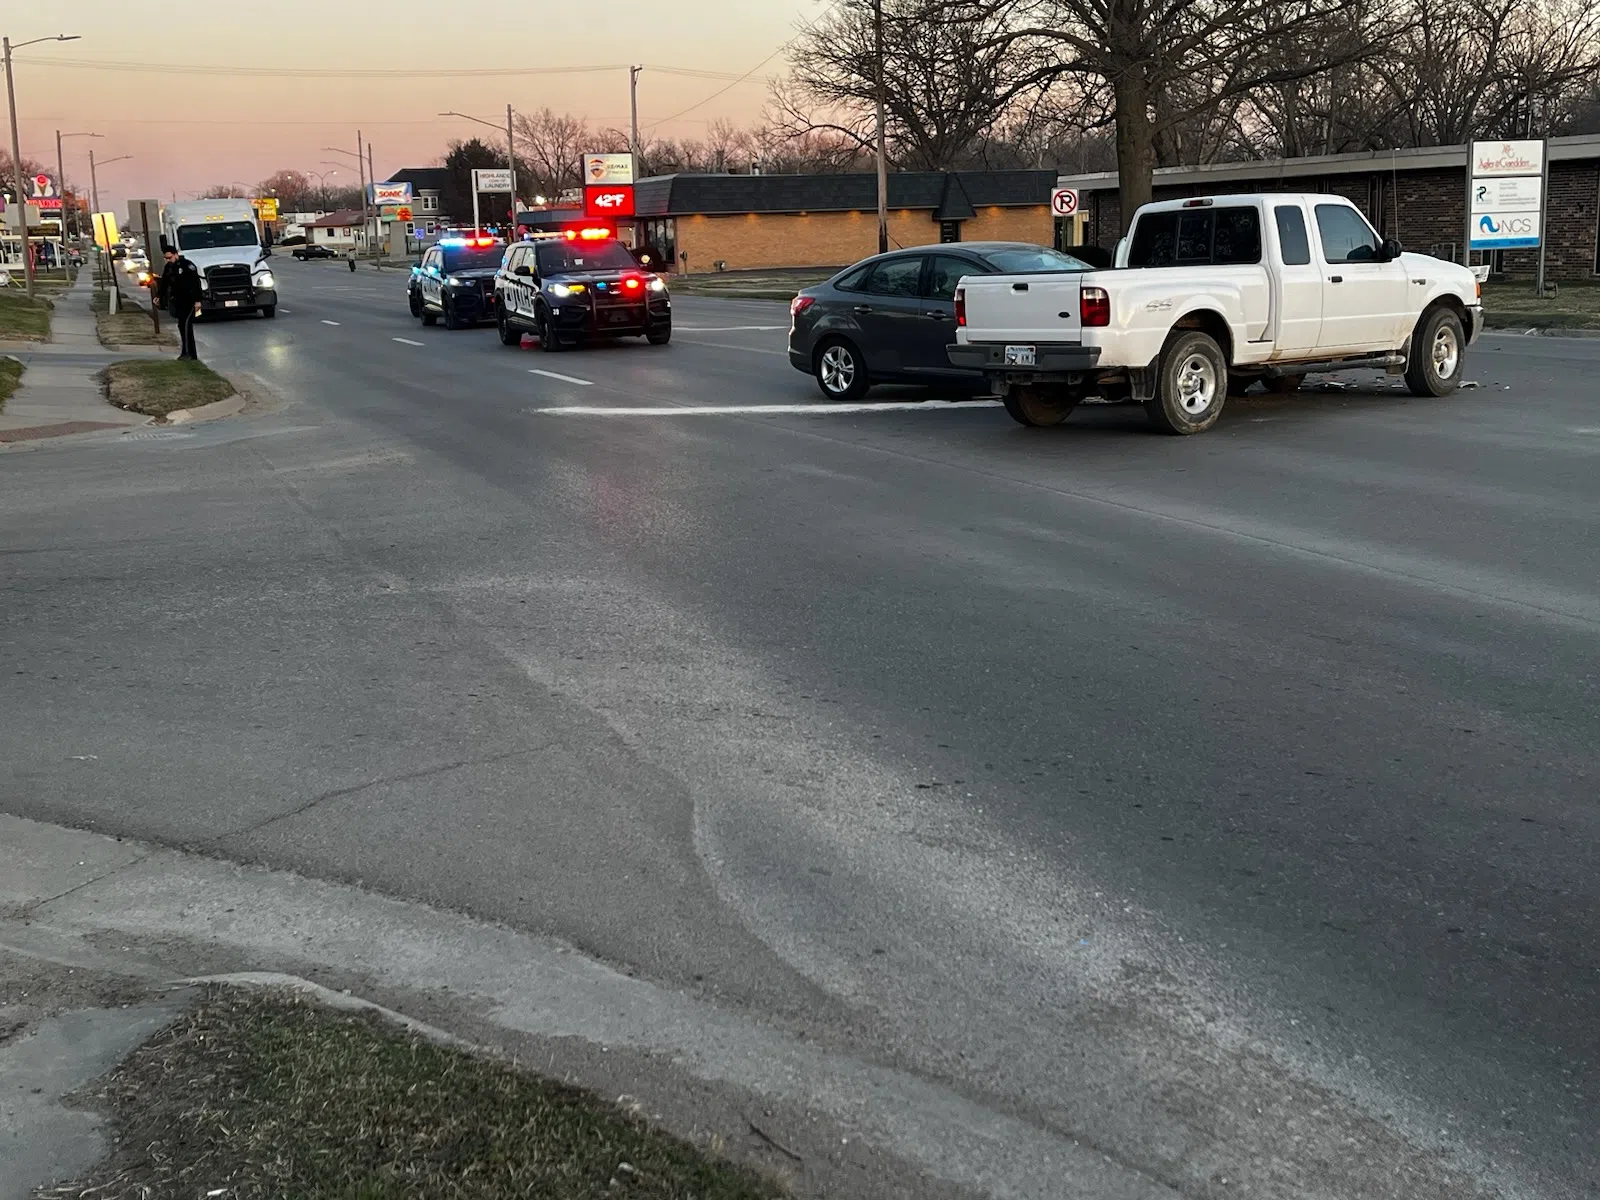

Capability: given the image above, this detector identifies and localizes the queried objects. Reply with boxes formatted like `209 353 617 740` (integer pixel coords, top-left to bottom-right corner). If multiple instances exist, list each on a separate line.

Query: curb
167 393 245 424
1485 325 1600 339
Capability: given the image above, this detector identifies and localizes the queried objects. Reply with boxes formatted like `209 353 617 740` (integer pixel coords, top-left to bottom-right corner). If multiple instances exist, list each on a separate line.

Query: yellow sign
92 211 121 249
255 197 279 221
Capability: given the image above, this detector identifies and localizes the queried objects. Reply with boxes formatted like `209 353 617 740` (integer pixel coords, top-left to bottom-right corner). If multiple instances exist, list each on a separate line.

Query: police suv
493 228 671 350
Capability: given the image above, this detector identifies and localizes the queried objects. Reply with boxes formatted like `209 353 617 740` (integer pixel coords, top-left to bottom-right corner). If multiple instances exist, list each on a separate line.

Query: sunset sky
11 0 817 212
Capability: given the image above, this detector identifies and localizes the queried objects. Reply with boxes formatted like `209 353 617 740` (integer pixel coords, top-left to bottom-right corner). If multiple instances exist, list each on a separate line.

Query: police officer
156 242 204 361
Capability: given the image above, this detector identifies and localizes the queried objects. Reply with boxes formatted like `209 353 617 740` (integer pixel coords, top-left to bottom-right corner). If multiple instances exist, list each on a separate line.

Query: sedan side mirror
1379 237 1403 262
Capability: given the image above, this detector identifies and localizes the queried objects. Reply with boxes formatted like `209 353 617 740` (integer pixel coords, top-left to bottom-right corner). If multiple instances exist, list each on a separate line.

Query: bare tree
200 184 249 199
256 170 315 212
512 108 594 197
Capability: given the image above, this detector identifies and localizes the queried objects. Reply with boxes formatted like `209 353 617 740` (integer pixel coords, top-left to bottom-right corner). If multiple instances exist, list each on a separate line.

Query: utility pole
4 36 37 298
53 128 70 269
872 0 888 255
356 129 368 261
507 102 518 233
366 138 381 268
629 65 642 166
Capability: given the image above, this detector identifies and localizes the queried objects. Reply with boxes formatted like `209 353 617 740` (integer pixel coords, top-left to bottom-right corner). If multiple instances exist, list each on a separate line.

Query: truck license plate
224 300 240 308
1004 344 1036 367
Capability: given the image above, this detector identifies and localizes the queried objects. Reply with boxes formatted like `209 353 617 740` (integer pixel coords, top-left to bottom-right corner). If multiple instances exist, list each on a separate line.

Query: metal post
1462 131 1475 270
872 1 888 255
356 129 368 261
138 203 159 336
507 103 518 233
1536 137 1549 297
366 139 380 269
88 146 101 283
472 179 480 240
55 128 70 273
629 66 642 167
4 36 38 299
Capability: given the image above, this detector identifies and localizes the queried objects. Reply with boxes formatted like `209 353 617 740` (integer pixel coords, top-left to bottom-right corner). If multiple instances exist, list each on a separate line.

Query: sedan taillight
790 295 815 317
954 286 966 327
1080 286 1110 327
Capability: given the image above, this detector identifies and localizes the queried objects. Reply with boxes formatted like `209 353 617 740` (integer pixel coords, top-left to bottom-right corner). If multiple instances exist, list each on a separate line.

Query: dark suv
494 235 671 350
409 237 504 329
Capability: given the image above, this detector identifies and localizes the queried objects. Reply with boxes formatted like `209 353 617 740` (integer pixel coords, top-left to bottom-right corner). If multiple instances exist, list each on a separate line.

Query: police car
494 227 671 350
408 236 504 329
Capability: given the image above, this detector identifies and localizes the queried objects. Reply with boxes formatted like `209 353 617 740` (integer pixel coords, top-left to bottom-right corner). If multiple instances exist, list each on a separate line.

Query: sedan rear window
981 247 1089 274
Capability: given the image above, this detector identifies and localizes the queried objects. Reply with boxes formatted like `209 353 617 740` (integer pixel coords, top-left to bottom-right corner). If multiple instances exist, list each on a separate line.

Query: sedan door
851 256 928 374
904 254 989 379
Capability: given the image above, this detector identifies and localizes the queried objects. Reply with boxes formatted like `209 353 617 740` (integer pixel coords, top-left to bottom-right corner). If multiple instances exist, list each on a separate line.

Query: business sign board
92 211 121 249
1471 210 1541 249
254 197 279 222
1050 187 1079 216
1469 176 1542 213
1471 140 1544 177
584 153 635 185
472 168 514 193
584 184 635 218
370 181 412 205
27 172 63 213
1468 139 1544 250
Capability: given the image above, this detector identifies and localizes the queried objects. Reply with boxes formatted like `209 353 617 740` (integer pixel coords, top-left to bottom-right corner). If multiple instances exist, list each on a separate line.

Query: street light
55 130 99 242
306 167 337 211
440 108 519 232
4 33 82 298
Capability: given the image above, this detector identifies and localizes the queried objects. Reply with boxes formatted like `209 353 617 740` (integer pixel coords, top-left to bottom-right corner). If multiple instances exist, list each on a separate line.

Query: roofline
1056 132 1600 191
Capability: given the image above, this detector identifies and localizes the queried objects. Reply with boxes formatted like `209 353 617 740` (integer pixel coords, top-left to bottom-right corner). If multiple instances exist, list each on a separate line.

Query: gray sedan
788 242 1091 402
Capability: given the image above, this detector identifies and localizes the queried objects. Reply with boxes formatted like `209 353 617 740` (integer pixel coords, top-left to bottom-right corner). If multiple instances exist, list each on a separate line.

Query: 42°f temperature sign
1051 187 1079 216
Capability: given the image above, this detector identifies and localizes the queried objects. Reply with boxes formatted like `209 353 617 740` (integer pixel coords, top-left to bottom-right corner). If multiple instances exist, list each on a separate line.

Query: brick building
1057 133 1600 280
631 170 1056 272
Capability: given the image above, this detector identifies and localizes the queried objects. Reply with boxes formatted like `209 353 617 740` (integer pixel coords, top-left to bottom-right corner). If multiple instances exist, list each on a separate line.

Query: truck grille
206 264 252 299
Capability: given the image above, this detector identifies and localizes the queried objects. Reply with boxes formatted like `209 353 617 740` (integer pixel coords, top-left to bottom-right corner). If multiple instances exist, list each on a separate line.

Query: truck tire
1404 306 1465 397
1145 329 1227 435
1001 384 1079 427
261 305 276 319
814 338 869 401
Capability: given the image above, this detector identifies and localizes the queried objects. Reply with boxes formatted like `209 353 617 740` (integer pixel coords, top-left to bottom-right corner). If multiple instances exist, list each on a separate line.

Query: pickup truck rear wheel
1146 330 1227 435
1405 307 1465 397
1001 384 1079 427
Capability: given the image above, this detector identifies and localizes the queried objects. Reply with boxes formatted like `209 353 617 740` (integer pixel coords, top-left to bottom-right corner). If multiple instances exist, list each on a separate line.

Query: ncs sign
1471 211 1540 250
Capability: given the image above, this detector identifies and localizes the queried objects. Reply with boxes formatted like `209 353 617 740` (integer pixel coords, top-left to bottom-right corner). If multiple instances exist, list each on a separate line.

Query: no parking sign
1050 187 1079 217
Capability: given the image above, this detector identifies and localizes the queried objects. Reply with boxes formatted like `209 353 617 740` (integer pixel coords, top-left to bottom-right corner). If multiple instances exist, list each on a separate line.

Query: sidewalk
0 273 162 446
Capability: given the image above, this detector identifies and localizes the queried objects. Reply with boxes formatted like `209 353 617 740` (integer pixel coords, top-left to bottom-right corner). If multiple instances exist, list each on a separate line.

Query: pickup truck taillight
1081 286 1110 327
954 286 966 327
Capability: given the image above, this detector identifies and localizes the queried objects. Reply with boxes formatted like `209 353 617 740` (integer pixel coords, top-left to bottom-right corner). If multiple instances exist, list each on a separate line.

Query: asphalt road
3 257 1596 1200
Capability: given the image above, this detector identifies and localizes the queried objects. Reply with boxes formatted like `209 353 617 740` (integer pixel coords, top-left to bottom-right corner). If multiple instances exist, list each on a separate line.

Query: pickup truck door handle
852 304 873 315
1011 282 1030 292
1329 275 1343 284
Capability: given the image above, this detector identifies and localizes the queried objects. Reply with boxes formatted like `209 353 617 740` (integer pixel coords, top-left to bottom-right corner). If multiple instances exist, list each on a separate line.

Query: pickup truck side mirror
1379 237 1403 262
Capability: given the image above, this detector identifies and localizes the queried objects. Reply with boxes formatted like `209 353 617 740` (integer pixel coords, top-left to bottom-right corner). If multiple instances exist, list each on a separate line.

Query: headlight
547 283 572 299
446 275 464 287
648 277 667 293
255 271 275 289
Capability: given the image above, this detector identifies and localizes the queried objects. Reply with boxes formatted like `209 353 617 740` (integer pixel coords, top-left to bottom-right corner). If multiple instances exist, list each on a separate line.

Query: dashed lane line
321 319 341 326
393 337 425 346
528 368 594 386
534 400 1003 416
674 325 787 331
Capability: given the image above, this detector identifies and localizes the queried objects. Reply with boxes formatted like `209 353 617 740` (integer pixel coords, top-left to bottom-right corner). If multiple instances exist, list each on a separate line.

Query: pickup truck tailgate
959 273 1083 343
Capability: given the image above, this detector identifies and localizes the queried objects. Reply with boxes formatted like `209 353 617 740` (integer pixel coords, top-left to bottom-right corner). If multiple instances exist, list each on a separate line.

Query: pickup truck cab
949 192 1483 433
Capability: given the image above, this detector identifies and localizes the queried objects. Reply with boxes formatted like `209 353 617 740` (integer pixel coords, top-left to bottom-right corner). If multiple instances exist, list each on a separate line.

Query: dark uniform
157 253 204 360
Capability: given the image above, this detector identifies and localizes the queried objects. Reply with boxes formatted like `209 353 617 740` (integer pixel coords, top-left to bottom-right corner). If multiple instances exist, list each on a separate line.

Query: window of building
1274 205 1312 265
1315 203 1381 263
939 220 962 243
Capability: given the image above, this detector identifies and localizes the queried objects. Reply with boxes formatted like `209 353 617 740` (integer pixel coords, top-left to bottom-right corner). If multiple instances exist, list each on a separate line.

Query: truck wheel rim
1176 354 1217 415
1432 325 1459 379
821 346 855 393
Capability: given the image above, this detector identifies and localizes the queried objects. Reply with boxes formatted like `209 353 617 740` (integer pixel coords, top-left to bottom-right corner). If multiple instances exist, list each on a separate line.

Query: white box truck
160 199 278 318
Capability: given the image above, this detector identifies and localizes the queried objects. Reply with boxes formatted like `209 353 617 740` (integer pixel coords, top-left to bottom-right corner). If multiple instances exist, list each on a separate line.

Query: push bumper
946 342 1101 374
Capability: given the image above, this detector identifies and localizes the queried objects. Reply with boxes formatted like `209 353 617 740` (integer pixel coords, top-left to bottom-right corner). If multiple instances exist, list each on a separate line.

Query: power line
14 56 766 82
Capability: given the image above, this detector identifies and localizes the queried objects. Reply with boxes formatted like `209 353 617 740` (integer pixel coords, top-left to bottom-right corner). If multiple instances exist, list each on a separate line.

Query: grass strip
99 358 234 418
0 356 21 411
93 286 177 347
51 987 784 1200
0 289 53 340
1481 281 1600 330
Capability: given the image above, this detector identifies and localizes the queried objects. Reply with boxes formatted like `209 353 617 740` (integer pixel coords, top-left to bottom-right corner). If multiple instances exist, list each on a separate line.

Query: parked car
951 192 1483 434
788 243 1091 401
293 244 337 260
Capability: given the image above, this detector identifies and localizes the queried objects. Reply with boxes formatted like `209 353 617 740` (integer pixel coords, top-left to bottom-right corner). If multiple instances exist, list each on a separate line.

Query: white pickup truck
948 192 1483 434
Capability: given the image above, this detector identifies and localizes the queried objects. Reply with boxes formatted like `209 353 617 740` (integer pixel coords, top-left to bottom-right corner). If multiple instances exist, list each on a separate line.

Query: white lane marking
676 339 788 357
279 308 292 314
536 400 1003 416
321 319 341 326
393 337 424 346
528 368 594 386
674 325 787 331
